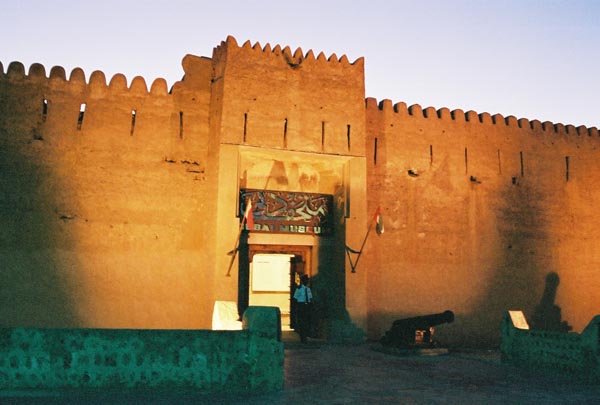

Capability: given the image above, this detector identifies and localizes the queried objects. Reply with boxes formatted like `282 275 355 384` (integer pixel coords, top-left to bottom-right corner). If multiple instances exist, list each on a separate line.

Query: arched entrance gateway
214 143 368 341
237 189 336 337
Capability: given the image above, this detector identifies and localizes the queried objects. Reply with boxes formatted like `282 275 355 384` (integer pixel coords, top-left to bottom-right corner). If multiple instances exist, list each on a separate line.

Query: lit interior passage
249 254 293 330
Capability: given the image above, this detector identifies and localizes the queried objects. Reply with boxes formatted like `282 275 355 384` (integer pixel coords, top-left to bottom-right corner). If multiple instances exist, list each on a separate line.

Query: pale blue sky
1 0 599 128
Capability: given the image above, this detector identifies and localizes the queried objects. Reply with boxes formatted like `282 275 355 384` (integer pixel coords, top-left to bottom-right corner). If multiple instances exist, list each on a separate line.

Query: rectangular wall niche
240 189 333 235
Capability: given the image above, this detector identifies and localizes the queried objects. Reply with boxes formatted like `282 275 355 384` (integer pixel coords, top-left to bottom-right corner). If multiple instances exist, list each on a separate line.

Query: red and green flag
373 207 384 235
244 198 254 230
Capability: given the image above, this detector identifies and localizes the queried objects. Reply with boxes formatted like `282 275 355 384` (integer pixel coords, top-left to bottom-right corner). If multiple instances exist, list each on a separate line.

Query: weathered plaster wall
0 57 215 328
365 98 600 346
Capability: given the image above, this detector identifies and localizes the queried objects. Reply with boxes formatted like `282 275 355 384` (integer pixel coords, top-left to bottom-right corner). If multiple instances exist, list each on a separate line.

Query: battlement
0 60 171 97
0 55 214 161
215 35 364 69
366 97 599 138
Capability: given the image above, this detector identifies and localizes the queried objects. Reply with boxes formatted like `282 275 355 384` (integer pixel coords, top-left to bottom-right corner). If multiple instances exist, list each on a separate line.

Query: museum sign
239 189 333 235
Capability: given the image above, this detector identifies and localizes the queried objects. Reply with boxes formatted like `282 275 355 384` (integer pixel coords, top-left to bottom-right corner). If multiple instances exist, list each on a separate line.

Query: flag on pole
373 207 384 235
244 198 254 230
346 206 384 272
226 198 253 276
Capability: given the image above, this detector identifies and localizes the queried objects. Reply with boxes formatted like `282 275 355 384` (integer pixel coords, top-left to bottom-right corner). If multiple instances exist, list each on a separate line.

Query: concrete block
242 306 282 341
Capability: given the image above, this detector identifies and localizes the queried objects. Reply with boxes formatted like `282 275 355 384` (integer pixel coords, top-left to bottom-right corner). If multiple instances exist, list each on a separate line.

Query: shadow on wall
312 186 353 341
311 236 343 339
453 179 555 347
0 126 80 327
531 272 572 332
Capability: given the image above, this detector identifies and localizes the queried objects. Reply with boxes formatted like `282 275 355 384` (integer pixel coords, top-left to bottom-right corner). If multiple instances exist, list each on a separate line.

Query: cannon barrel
391 310 455 330
381 310 455 347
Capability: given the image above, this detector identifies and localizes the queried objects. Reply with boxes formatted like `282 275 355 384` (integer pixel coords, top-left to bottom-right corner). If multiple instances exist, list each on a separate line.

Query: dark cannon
380 310 455 347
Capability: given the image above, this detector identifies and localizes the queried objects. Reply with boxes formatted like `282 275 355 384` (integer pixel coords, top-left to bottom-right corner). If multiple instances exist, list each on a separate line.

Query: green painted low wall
0 307 283 394
501 311 600 381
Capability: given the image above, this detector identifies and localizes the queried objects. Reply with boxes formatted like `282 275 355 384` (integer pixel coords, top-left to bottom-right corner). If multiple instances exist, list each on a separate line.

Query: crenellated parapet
0 57 213 160
365 97 599 139
0 61 171 96
214 35 364 71
211 36 366 156
365 94 600 197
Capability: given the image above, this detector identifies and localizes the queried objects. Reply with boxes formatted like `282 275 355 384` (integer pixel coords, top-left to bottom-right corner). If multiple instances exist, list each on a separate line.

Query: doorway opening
241 245 311 331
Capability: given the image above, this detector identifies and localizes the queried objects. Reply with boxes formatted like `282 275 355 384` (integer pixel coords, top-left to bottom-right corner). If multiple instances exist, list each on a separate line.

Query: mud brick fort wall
364 99 600 345
1 36 599 346
0 55 215 329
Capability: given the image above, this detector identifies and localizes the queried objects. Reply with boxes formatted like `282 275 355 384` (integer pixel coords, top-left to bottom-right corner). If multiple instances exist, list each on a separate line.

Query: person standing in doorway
293 274 313 343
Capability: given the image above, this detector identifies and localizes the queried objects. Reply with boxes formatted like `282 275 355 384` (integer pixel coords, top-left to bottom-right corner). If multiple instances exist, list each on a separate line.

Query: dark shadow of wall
313 235 346 338
0 67 80 326
453 179 552 347
312 189 350 339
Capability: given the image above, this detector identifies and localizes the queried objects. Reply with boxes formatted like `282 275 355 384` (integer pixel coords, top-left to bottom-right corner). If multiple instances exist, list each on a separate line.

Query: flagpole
226 199 252 277
349 217 374 273
346 207 382 273
226 216 247 277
